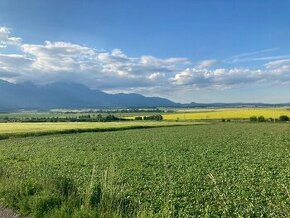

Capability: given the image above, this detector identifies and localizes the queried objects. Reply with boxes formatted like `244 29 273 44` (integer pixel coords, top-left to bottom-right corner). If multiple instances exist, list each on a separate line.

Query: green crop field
1 123 290 217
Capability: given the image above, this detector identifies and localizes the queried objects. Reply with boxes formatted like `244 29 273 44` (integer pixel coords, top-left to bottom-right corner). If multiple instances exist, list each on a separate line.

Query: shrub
143 115 163 121
257 116 266 122
279 115 289 122
134 116 143 121
250 116 258 122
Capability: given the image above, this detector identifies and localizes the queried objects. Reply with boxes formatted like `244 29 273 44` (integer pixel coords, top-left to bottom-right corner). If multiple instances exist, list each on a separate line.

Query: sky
0 0 290 103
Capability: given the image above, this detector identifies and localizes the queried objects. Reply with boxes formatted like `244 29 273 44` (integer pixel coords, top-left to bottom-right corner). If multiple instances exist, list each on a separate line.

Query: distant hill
0 80 180 110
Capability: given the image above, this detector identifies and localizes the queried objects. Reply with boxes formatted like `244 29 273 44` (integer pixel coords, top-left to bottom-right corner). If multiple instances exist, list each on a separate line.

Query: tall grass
0 165 169 218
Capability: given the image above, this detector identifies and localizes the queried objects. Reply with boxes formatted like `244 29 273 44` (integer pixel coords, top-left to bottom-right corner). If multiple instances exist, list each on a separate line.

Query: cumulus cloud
21 41 97 72
0 27 22 47
0 28 189 89
172 66 290 89
1 26 290 96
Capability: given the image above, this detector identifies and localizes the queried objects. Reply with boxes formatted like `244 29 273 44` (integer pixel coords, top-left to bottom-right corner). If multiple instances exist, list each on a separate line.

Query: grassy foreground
1 123 290 217
0 121 197 139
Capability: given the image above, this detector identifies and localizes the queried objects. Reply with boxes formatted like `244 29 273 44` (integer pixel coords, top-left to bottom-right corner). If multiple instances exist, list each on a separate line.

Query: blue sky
0 0 290 103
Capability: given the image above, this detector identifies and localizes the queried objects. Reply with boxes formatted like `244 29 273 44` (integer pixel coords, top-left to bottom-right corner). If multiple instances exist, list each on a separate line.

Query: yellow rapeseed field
163 108 290 120
0 121 196 135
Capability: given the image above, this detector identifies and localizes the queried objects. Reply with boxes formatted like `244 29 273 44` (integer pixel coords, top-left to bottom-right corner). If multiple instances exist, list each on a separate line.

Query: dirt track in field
0 206 26 218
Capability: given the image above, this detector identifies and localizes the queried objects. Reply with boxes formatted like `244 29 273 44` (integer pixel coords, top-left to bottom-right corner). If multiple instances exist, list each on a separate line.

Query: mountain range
0 80 179 110
0 79 289 111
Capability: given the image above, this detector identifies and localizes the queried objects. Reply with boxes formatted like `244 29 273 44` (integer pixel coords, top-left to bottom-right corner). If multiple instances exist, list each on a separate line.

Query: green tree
279 115 289 122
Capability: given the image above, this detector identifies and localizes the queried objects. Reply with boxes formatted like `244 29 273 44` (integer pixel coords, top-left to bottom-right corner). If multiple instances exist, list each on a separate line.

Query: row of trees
249 115 290 122
0 114 125 123
135 115 163 121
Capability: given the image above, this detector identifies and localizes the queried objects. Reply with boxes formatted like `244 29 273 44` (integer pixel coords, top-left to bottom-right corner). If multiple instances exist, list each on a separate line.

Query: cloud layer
1 26 290 100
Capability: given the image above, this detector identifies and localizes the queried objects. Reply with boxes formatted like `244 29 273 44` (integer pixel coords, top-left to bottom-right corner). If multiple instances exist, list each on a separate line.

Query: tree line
0 114 128 123
135 115 163 121
249 115 290 122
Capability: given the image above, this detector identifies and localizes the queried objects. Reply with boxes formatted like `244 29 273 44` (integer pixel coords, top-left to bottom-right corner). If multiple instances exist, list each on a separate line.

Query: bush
250 116 258 122
257 116 266 122
143 115 163 121
279 115 289 122
134 116 143 121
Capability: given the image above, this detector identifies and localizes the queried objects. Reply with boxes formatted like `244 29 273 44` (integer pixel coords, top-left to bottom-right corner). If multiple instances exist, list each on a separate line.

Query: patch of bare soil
0 206 27 218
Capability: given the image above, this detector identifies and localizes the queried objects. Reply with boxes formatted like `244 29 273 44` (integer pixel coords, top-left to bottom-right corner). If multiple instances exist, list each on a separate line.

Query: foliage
257 116 266 122
1 124 290 217
143 115 163 121
134 116 143 121
250 116 258 122
279 115 289 122
0 114 127 123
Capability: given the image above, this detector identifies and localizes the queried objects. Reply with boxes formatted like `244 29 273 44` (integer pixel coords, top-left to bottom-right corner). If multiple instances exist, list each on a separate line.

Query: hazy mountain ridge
0 80 179 110
0 80 289 111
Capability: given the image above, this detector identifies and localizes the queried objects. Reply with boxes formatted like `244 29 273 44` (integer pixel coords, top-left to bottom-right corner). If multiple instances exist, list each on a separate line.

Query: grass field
0 121 197 139
163 108 290 120
1 123 290 217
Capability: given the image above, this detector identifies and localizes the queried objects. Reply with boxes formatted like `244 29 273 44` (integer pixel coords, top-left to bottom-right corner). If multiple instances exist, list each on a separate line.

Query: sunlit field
1 123 290 217
163 108 290 120
0 121 198 139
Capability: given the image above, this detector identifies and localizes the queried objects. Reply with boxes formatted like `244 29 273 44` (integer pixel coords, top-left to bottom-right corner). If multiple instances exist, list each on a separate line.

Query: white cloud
0 54 33 72
21 41 97 72
148 72 165 80
196 59 219 69
0 27 22 46
265 59 290 69
172 67 284 89
97 50 189 80
1 25 290 98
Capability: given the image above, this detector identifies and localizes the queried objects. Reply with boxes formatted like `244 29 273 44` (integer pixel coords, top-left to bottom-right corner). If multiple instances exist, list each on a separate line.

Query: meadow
1 123 290 217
